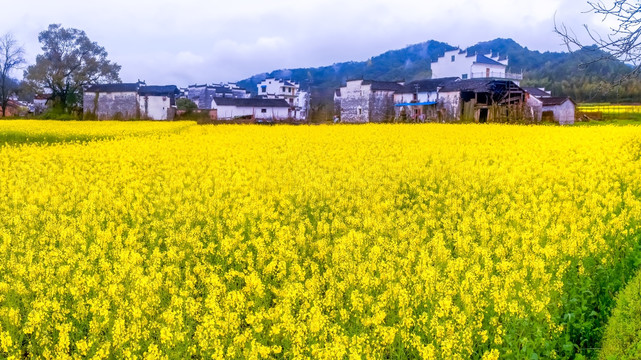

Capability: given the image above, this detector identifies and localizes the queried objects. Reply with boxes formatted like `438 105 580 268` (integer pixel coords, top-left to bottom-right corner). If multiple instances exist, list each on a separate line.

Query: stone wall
368 92 395 122
338 93 369 123
84 91 138 120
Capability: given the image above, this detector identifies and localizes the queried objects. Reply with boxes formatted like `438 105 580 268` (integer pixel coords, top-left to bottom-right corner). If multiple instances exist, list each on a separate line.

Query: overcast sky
1 0 612 86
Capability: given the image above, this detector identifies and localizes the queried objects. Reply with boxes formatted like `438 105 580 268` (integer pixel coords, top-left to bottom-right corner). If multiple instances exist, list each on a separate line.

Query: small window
261 109 267 113
462 74 468 79
413 93 418 101
261 86 266 93
357 107 362 115
451 55 455 62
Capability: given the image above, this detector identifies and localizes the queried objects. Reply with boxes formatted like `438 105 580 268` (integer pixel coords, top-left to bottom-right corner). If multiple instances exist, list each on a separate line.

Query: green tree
0 33 25 117
176 98 198 112
24 24 121 114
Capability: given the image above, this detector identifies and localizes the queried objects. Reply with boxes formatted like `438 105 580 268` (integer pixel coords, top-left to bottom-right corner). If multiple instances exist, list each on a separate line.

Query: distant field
1 122 641 359
577 103 641 123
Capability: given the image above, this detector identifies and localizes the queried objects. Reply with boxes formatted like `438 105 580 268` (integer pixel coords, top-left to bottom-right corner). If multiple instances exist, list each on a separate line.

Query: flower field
1 121 641 359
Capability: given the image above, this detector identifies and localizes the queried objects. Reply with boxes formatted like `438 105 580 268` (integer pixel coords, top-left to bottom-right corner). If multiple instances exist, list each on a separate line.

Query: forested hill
237 38 640 121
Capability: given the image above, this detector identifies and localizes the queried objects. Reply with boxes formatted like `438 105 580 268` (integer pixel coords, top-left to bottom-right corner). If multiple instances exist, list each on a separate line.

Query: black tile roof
541 97 575 106
523 87 551 97
475 54 505 66
362 80 404 92
212 98 290 108
211 86 233 94
440 79 521 93
397 77 459 94
85 83 141 93
138 85 179 96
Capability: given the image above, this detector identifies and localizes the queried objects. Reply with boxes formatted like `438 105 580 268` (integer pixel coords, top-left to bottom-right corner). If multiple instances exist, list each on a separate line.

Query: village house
438 79 526 122
334 79 404 123
83 83 141 119
256 78 310 120
541 97 576 125
431 48 522 85
137 85 180 120
394 77 459 121
211 97 291 121
183 83 252 110
33 94 51 114
83 82 180 120
523 87 575 124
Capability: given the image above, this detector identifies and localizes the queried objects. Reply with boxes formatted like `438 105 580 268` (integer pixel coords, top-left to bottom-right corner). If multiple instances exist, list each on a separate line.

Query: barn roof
212 98 290 108
440 79 495 92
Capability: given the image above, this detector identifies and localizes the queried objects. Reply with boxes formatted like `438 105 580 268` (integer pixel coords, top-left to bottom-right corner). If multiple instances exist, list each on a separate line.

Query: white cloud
0 0 617 85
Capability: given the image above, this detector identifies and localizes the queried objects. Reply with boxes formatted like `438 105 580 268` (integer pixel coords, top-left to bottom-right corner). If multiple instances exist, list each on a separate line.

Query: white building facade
257 78 310 120
212 97 291 121
431 49 522 85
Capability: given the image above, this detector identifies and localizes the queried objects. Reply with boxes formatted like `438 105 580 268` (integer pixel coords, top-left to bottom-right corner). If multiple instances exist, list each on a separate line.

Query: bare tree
0 33 25 117
555 2 641 78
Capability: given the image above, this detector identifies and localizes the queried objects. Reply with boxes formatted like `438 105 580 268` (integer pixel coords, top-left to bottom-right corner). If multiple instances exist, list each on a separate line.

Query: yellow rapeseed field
1 121 641 359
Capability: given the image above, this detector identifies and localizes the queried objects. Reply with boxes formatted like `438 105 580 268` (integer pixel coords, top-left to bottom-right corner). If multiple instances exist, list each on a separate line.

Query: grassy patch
599 267 641 359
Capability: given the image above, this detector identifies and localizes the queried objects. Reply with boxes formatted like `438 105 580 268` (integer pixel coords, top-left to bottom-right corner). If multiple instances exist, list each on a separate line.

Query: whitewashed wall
216 105 290 120
544 101 575 125
431 50 474 79
526 96 543 122
139 95 171 120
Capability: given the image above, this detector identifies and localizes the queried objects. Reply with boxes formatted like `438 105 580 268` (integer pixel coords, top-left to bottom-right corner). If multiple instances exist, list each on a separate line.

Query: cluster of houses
334 48 576 124
81 78 310 121
6 45 576 124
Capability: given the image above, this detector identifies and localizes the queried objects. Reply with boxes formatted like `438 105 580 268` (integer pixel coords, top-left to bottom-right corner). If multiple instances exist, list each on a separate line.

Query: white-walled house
138 86 179 120
256 78 310 120
523 87 575 124
431 49 522 84
211 97 291 120
334 79 404 123
541 97 576 125
83 82 179 120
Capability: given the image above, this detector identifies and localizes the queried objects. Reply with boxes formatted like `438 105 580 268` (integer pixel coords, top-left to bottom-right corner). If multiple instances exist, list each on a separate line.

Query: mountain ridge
237 38 640 120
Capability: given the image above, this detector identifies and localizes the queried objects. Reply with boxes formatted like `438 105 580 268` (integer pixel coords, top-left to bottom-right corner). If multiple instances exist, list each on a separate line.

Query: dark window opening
479 108 488 123
451 55 455 62
261 109 267 113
